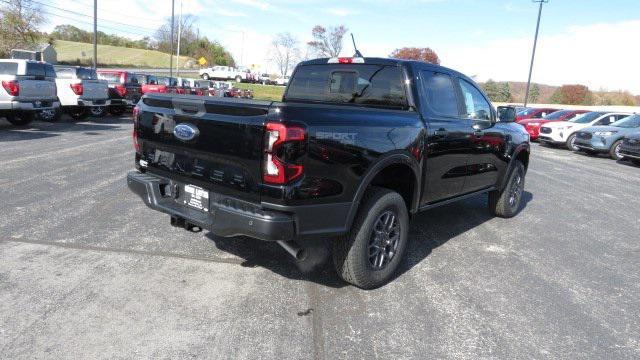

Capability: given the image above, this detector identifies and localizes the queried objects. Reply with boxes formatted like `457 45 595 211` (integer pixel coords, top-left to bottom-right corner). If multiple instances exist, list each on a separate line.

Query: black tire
89 106 107 118
609 140 623 160
488 161 525 218
202 73 210 80
333 187 409 289
38 109 61 122
632 159 640 166
235 75 242 83
5 112 35 126
68 108 89 120
566 133 579 151
108 105 126 116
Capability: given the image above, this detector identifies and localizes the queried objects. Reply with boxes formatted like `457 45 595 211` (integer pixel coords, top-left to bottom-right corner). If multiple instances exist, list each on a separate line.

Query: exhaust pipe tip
277 240 307 262
295 249 308 262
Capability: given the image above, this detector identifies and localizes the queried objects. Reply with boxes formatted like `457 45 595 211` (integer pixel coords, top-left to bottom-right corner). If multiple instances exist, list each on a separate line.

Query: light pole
176 0 183 77
169 0 175 78
524 0 549 107
93 0 97 69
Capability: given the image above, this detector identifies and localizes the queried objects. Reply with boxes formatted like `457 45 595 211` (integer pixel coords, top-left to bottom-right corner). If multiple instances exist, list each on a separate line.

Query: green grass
54 40 195 69
235 83 285 102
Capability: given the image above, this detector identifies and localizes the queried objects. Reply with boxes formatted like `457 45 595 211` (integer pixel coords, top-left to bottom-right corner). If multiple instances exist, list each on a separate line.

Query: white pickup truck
198 66 256 83
39 66 110 121
0 59 60 126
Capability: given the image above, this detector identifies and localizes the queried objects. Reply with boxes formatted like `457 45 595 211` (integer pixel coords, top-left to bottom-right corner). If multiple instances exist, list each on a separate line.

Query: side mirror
497 106 517 122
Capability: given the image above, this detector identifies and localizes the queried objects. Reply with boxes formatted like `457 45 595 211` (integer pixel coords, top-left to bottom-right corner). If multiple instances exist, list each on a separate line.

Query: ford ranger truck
128 57 530 289
39 65 110 121
0 59 60 126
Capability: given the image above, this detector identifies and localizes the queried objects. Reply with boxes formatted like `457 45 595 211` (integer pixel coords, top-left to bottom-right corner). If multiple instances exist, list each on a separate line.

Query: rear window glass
286 64 408 110
25 62 54 77
0 62 19 75
98 72 122 83
77 68 97 80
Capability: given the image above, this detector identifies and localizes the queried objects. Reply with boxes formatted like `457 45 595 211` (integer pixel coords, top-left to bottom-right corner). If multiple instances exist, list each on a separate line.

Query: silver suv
0 59 60 126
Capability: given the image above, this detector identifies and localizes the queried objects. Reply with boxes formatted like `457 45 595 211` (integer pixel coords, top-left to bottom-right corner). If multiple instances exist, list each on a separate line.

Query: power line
64 0 166 26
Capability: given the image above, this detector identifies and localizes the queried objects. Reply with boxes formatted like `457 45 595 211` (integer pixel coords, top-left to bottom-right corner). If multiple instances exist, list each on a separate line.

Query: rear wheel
108 105 126 116
610 140 624 160
632 159 640 166
89 106 107 118
333 187 409 289
39 109 61 122
566 133 579 151
489 161 525 218
235 75 242 83
6 112 35 126
202 73 210 80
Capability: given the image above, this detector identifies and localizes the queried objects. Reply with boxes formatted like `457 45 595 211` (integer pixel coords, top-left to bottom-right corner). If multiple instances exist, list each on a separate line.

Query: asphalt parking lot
1 116 639 359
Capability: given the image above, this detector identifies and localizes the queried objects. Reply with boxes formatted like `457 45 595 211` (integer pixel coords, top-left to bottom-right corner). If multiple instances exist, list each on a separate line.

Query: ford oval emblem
173 123 199 142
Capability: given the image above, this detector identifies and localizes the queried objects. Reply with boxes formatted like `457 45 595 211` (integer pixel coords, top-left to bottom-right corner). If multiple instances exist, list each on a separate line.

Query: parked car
38 65 110 121
574 114 640 159
127 56 530 289
538 112 630 150
0 59 59 126
258 73 273 85
199 66 250 83
515 107 558 122
618 132 640 165
96 70 142 115
135 74 158 87
274 75 290 86
518 109 589 141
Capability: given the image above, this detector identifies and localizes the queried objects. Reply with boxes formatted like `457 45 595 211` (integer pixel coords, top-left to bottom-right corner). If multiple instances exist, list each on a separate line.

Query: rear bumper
77 99 111 107
127 171 351 241
0 100 60 111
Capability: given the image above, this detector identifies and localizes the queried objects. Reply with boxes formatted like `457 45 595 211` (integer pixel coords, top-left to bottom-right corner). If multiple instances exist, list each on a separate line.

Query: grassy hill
53 40 195 69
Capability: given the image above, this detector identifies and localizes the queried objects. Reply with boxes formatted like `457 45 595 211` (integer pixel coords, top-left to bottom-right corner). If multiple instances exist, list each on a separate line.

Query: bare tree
0 0 44 56
307 25 347 57
269 32 299 77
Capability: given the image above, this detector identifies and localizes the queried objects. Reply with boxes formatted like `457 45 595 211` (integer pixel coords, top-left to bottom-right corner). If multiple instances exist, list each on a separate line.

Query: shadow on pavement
205 191 534 289
0 115 130 142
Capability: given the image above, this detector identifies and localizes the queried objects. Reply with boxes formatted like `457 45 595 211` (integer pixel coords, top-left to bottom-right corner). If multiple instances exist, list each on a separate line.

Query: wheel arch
345 153 421 231
499 144 530 191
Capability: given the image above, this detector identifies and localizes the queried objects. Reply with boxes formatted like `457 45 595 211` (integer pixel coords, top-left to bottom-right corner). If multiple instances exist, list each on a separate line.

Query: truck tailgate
81 80 109 100
17 78 56 101
136 94 272 203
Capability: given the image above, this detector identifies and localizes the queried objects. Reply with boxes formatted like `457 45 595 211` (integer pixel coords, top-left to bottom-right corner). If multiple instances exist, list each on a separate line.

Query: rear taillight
115 85 127 97
263 122 306 184
132 106 141 153
2 80 19 96
70 83 83 95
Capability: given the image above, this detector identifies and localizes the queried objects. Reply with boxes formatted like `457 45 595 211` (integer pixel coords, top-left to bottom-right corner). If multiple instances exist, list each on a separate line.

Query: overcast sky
44 0 640 94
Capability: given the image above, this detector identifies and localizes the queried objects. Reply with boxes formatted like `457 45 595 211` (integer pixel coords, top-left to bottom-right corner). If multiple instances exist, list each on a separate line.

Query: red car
516 107 559 122
518 110 589 140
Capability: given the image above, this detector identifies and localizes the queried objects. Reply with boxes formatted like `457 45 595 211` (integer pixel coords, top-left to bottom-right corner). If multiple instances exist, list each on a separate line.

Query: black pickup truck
127 57 530 288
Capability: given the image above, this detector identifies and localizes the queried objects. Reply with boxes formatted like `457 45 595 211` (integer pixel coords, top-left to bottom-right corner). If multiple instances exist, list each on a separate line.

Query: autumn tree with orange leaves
390 47 440 65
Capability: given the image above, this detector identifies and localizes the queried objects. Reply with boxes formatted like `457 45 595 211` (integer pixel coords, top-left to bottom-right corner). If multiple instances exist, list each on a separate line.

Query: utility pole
176 0 183 77
169 0 175 78
524 0 549 107
93 0 97 69
240 31 245 66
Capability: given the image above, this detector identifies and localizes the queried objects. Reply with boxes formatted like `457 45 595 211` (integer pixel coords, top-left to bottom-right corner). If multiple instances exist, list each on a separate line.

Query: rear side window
420 71 459 117
0 62 19 75
286 64 408 110
55 67 75 79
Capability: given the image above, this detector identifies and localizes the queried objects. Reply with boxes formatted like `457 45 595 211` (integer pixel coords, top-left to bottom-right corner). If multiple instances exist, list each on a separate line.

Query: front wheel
610 140 624 160
235 76 242 83
489 161 525 218
566 133 579 151
108 105 126 116
68 108 89 120
333 187 409 289
6 112 35 126
89 106 107 118
39 109 61 122
201 73 210 80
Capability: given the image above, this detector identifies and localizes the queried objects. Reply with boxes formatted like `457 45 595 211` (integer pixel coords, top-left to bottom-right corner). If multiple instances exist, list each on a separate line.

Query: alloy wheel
368 210 400 270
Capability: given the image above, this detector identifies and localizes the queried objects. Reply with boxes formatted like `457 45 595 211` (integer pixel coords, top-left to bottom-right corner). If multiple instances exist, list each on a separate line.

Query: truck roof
298 57 471 81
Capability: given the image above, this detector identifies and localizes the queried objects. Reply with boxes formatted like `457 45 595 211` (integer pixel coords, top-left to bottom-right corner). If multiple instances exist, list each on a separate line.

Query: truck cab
97 70 142 115
0 59 60 126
